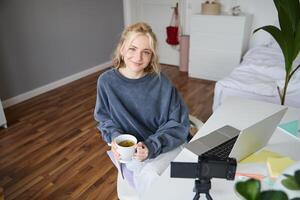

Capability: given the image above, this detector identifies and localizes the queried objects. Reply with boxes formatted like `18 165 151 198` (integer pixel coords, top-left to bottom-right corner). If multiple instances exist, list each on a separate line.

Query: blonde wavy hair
112 22 161 74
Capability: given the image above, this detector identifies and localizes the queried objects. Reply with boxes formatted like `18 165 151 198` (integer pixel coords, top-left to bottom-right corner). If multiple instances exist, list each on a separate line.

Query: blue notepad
278 120 299 137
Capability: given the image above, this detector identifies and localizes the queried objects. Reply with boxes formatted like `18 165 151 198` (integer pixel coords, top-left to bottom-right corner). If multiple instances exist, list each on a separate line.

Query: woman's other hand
134 142 149 161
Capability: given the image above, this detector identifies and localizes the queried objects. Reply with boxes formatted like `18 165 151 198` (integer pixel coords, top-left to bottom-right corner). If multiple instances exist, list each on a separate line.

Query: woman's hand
111 141 121 161
134 142 149 161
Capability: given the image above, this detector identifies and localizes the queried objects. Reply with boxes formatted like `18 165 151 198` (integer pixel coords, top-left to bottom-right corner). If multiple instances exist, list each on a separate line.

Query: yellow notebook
266 157 295 178
240 150 282 164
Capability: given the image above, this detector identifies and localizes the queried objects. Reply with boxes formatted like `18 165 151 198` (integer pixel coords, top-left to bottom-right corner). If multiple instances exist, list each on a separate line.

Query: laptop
185 107 288 162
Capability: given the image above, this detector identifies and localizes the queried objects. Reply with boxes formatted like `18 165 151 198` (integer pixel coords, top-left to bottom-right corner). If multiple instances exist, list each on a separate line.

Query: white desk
142 97 300 200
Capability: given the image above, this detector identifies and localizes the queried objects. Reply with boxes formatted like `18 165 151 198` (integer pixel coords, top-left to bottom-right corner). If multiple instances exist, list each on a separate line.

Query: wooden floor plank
0 65 215 200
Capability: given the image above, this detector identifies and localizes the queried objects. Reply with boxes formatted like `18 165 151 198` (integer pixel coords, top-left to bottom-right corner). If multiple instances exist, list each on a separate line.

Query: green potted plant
235 169 300 200
254 0 300 105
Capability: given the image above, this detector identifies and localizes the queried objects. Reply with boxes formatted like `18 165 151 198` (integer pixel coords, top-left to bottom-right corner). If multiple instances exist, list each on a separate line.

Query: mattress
213 45 300 111
213 83 300 111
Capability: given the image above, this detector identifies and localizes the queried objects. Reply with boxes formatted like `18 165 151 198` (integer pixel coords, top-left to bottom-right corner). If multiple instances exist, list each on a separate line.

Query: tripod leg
205 192 213 200
193 192 200 200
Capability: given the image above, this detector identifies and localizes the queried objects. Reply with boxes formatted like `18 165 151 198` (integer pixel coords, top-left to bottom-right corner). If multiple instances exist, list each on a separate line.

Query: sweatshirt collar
113 68 154 83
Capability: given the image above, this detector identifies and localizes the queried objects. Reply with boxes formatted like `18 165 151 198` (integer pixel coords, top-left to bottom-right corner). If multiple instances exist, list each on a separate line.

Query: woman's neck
118 67 146 79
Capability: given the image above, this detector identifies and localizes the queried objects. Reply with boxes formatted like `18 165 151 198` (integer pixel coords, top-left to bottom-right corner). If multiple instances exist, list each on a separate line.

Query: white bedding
213 45 300 110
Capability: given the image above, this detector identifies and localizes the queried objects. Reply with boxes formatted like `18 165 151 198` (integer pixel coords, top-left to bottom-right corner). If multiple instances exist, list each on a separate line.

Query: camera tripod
193 178 213 200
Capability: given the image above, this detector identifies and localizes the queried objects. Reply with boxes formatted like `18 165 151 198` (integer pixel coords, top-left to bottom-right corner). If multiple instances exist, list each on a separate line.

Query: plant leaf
286 0 300 31
253 26 285 51
274 0 293 38
283 174 294 178
253 25 293 73
288 64 300 84
274 0 300 32
235 179 260 200
294 21 300 59
282 175 300 190
259 190 288 200
295 170 300 187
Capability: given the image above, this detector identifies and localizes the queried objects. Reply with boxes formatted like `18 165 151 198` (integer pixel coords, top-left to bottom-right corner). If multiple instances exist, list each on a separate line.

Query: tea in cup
114 134 137 163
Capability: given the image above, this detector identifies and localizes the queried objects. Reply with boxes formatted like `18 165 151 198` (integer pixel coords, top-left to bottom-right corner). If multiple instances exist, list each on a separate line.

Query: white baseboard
3 61 111 108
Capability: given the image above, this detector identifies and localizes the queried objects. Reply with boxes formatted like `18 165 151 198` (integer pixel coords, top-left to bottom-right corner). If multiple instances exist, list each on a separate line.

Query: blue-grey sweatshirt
94 68 189 159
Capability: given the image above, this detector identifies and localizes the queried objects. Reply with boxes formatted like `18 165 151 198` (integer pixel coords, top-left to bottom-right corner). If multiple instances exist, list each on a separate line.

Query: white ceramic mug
114 134 137 163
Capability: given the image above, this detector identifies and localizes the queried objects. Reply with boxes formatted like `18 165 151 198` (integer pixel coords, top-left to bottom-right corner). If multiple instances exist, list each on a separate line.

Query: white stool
117 115 203 200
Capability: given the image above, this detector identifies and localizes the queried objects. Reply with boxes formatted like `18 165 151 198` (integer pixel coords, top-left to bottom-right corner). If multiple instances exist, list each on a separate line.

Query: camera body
170 156 237 180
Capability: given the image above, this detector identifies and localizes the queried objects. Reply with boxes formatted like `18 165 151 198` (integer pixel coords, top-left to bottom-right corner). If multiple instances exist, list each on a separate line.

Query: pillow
268 37 280 49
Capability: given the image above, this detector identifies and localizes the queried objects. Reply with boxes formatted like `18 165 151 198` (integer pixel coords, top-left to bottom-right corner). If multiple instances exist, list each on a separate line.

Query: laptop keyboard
202 136 238 159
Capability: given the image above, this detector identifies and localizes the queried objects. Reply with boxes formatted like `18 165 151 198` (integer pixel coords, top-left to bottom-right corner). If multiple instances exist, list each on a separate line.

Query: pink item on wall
179 35 190 72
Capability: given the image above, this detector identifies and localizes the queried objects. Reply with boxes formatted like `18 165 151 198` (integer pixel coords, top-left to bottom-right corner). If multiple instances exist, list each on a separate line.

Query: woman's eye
129 47 135 51
143 51 151 55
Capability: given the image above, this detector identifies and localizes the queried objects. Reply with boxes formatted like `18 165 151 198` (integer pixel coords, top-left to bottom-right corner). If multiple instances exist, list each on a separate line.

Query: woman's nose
134 51 143 61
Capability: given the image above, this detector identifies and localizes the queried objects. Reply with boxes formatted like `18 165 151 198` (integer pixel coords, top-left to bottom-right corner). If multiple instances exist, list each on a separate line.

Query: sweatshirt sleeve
94 76 122 144
143 86 190 159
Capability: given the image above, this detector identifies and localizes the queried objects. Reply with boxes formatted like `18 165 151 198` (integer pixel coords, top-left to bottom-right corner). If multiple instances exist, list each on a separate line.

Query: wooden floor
0 65 215 200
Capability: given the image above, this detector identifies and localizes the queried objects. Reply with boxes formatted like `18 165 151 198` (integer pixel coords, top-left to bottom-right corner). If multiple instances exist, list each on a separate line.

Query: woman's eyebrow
130 44 151 51
129 45 137 48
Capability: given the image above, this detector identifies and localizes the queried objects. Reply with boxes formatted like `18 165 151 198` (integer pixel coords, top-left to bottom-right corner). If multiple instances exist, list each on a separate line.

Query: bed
213 43 300 111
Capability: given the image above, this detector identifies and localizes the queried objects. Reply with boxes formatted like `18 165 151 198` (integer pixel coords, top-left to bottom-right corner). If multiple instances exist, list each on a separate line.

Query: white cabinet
0 99 7 128
189 14 252 81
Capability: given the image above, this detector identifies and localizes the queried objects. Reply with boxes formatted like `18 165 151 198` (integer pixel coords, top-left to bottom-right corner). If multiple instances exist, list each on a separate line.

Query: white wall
123 0 180 66
183 0 277 48
123 0 138 27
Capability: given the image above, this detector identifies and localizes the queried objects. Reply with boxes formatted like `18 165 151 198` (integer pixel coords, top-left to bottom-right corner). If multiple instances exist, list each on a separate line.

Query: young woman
94 22 190 163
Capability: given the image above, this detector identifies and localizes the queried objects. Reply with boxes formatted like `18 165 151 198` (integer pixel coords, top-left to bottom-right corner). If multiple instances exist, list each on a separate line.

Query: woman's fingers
134 142 149 161
112 141 148 161
111 141 121 161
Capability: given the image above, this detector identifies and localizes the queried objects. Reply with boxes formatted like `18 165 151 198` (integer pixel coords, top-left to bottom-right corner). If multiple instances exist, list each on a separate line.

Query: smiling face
120 34 153 78
112 22 161 75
